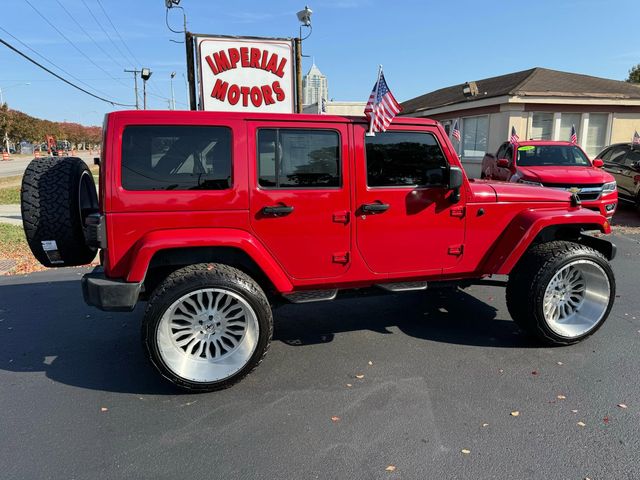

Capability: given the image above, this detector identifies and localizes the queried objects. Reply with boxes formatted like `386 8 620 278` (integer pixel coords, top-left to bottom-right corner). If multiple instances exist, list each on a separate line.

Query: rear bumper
82 267 142 311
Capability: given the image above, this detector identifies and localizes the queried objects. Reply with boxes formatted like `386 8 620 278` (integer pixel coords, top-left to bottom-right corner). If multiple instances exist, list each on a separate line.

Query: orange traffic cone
57 149 63 156
1 151 8 161
71 149 76 156
35 150 40 158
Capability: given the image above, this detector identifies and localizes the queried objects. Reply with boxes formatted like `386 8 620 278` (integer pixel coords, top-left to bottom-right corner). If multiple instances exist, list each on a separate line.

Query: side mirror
592 159 604 168
448 166 464 203
496 158 510 168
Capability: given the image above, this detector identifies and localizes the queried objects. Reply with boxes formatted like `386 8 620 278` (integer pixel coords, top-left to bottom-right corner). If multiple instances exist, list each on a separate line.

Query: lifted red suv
21 112 617 392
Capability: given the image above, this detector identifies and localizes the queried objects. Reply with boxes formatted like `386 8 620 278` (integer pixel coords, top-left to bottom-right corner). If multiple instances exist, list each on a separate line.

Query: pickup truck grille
543 183 603 201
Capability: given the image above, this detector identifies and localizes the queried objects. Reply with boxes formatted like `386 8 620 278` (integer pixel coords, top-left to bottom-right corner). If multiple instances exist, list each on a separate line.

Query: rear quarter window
121 125 232 191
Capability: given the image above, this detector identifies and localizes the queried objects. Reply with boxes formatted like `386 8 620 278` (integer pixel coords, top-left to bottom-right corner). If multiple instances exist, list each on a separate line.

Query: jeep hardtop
20 111 617 391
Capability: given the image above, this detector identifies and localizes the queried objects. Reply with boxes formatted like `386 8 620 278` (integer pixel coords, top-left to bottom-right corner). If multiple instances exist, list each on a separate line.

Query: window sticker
518 145 536 151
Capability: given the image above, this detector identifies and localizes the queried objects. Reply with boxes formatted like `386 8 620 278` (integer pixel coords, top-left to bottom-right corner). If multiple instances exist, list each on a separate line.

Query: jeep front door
354 126 466 275
248 122 351 280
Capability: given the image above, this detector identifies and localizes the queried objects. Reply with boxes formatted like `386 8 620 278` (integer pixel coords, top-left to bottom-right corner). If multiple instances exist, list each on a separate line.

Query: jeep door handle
361 202 390 213
261 205 294 215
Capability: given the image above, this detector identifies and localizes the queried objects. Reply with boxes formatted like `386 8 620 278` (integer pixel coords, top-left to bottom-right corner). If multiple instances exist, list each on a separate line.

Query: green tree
626 64 640 83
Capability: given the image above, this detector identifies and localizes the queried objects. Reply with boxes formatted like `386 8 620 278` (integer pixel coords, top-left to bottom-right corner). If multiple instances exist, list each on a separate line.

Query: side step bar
377 281 428 292
283 289 338 304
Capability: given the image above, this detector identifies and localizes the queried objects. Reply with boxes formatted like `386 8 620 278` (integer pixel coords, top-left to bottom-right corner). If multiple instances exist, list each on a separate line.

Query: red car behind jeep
481 140 618 218
20 112 617 392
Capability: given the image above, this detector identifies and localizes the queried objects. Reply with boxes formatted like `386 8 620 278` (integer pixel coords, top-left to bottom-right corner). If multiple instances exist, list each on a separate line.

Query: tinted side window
258 129 340 188
624 150 640 166
504 145 514 161
607 146 629 164
365 131 448 187
496 144 507 159
121 126 232 191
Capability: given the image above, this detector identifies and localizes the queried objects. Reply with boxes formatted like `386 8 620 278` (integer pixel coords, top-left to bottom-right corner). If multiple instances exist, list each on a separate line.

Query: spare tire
21 157 99 267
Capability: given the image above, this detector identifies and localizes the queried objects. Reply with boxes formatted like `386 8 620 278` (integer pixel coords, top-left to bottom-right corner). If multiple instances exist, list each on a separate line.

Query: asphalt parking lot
1 231 639 480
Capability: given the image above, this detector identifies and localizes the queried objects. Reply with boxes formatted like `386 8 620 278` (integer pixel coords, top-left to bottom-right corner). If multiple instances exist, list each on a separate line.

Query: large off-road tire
20 157 98 267
142 264 273 392
506 241 615 346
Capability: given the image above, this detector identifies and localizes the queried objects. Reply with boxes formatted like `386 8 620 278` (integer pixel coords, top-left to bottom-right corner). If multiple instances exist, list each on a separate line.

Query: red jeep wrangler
20 112 617 392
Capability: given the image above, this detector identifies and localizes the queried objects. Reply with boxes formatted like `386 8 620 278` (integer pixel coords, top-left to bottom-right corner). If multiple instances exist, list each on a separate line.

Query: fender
480 207 611 275
125 228 294 292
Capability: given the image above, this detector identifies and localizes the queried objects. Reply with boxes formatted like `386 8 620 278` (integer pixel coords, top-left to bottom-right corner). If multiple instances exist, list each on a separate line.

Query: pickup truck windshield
516 145 590 167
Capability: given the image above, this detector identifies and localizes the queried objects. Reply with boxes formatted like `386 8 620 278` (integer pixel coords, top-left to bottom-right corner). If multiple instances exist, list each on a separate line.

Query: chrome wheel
542 259 610 338
156 288 259 383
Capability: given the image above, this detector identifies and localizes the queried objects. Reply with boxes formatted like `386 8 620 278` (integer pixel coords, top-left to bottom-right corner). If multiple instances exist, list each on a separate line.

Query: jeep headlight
518 179 543 187
602 181 617 193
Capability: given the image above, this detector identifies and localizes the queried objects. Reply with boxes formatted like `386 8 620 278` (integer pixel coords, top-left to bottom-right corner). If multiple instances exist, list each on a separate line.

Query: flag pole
366 65 383 137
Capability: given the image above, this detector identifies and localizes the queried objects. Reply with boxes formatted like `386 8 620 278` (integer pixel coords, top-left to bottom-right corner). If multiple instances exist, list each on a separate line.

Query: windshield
516 145 590 167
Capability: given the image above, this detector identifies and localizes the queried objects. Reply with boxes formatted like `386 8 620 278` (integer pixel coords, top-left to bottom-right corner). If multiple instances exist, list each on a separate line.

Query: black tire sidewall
531 250 615 344
143 265 273 392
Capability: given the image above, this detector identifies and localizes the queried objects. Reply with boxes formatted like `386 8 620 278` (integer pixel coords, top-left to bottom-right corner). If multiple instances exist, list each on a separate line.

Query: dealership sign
196 35 295 113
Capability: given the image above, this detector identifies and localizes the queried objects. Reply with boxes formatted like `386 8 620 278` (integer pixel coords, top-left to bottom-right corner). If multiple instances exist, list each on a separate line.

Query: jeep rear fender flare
125 228 294 292
480 208 611 275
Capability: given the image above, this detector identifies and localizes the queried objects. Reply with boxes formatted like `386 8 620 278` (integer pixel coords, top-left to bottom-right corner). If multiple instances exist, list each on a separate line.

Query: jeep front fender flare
124 228 294 293
480 208 611 275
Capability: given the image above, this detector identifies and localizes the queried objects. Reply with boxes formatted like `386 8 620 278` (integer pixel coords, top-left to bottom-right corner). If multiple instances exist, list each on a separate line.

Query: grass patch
0 186 20 205
0 174 22 188
0 223 46 275
0 223 24 246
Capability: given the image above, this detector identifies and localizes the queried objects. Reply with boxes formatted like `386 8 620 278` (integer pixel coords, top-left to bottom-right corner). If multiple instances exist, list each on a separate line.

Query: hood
481 181 574 203
516 166 614 185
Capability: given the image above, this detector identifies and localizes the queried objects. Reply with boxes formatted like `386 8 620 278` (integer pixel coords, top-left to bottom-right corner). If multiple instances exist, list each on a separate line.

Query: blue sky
1 0 638 126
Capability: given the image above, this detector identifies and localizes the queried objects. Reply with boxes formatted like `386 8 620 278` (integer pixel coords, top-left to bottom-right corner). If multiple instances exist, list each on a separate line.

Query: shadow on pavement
274 287 536 349
0 277 533 395
611 203 640 229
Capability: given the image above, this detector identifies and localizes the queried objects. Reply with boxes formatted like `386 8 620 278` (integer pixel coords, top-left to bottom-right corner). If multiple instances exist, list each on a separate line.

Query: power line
0 25 116 99
0 37 135 107
23 0 130 88
79 0 134 68
95 0 142 66
54 0 129 72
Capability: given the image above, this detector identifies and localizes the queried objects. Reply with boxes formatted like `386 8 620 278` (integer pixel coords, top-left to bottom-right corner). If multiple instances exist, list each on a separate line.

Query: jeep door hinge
448 244 464 256
332 211 350 224
450 206 466 218
332 252 350 264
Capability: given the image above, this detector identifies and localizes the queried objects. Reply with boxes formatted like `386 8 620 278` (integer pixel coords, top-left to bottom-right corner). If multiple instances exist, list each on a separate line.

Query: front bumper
82 267 142 311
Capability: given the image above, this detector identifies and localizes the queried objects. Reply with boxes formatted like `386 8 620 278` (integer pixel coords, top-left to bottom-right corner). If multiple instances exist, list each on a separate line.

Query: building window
530 112 553 140
585 113 608 158
559 113 582 143
257 129 340 188
461 116 488 158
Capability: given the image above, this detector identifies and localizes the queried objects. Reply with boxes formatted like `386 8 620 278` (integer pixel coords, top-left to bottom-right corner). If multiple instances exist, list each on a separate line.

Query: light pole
124 69 140 109
170 71 176 110
141 68 152 109
295 6 312 113
0 82 30 153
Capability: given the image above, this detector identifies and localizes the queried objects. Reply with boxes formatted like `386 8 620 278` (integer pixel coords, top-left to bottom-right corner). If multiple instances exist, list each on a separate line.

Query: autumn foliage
0 104 102 148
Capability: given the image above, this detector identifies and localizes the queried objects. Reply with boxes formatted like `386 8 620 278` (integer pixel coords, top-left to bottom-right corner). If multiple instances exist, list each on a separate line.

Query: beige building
302 100 366 116
401 68 640 163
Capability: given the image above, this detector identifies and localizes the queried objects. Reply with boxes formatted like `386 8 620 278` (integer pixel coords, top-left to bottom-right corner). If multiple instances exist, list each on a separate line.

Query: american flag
452 120 461 142
364 69 402 133
633 130 640 145
570 124 577 144
510 126 519 144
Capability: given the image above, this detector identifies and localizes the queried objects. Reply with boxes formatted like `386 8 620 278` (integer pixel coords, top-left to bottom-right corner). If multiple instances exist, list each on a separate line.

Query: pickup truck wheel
142 264 272 392
506 241 615 345
20 157 98 267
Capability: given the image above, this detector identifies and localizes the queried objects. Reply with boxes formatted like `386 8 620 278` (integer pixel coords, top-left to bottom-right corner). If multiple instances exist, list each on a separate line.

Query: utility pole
141 68 152 110
124 69 140 109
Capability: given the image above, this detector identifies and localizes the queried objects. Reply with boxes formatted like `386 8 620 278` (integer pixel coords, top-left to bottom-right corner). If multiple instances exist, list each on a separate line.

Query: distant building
401 67 640 162
303 61 328 107
302 100 366 116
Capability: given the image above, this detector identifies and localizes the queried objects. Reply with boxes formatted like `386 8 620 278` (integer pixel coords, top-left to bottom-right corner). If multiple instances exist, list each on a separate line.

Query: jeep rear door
247 120 351 280
353 124 466 274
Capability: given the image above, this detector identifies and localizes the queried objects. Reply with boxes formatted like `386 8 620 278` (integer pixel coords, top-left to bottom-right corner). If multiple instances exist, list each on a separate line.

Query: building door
248 121 351 280
353 125 466 275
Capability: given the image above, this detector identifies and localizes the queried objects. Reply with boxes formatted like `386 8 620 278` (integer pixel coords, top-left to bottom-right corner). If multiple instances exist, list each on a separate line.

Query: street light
140 68 152 109
295 6 312 113
0 82 31 105
170 71 176 110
